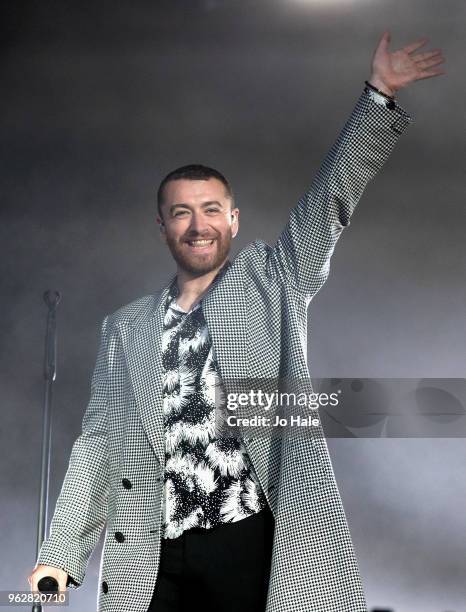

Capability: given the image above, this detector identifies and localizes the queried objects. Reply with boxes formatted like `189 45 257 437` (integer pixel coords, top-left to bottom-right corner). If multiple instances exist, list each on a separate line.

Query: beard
165 229 232 276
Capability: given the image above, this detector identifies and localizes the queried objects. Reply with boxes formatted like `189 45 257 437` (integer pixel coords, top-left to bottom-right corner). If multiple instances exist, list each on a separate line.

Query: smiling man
30 31 445 612
157 169 239 311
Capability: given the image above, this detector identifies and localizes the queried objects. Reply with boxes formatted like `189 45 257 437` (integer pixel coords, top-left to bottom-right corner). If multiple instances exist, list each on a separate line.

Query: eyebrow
168 201 224 213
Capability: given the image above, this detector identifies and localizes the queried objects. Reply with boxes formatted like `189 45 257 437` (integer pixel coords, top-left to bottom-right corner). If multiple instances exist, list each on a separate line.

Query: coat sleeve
35 315 110 589
265 86 413 298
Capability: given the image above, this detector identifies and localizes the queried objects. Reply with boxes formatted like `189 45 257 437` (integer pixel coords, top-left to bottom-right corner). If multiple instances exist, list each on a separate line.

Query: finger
403 37 429 54
417 69 447 80
375 30 391 52
57 573 68 592
381 30 391 45
412 49 443 62
416 56 446 71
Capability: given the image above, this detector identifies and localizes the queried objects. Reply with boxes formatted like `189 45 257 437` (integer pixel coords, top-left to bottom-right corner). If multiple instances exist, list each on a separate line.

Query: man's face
157 177 239 276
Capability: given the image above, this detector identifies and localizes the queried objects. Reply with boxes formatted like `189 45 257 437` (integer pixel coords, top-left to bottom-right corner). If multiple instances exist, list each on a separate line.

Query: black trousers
147 506 275 612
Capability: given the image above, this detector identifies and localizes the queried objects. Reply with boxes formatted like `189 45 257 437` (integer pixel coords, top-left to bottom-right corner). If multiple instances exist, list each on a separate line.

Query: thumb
381 30 391 48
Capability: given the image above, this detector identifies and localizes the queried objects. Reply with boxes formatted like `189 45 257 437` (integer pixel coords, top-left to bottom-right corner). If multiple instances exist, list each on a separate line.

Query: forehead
163 177 228 204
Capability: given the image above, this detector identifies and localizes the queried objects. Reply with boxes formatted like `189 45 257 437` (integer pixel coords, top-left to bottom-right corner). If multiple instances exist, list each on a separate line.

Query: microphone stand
32 290 61 612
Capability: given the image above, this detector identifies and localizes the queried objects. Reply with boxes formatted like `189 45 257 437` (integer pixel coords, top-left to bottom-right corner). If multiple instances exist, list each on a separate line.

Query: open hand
369 30 446 96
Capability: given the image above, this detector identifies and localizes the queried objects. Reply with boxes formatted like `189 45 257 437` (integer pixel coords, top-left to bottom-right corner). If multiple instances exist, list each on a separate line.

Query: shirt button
122 478 132 489
102 581 108 594
114 531 125 543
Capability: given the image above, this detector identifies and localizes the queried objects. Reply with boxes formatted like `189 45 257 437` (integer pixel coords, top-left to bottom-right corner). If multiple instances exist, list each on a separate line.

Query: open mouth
185 239 215 251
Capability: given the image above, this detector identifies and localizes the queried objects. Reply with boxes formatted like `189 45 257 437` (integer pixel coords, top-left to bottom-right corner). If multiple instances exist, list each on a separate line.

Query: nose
187 211 210 235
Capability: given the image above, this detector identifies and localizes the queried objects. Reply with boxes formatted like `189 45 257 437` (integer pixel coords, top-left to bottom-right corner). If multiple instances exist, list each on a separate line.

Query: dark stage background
1 1 465 610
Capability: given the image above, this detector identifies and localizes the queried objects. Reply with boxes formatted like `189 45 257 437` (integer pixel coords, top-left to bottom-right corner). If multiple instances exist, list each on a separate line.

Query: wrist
367 76 396 98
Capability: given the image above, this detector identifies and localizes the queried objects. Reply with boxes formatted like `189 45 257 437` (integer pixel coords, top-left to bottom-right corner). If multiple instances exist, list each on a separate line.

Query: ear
231 208 240 239
157 217 166 241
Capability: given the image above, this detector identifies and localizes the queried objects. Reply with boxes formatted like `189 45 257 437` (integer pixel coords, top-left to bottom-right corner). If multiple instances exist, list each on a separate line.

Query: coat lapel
202 259 249 401
203 261 278 492
122 278 174 464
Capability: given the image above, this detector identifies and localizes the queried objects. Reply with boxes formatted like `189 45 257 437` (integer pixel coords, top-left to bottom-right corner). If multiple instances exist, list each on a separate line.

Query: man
29 31 445 612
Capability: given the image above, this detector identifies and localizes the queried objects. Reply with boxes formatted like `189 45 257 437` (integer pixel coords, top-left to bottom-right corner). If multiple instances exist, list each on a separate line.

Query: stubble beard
166 231 232 276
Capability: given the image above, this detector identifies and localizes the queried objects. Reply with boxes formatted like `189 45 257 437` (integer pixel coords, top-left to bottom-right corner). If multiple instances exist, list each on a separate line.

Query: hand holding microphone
28 564 67 594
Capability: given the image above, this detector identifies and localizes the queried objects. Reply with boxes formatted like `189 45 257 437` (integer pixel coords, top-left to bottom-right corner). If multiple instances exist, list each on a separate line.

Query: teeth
188 239 214 246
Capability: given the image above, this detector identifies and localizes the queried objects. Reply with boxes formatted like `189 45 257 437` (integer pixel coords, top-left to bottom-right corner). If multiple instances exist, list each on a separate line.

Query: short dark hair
156 164 234 220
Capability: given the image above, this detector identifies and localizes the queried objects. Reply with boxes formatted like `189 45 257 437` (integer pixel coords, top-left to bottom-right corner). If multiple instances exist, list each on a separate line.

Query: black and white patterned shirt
160 266 268 540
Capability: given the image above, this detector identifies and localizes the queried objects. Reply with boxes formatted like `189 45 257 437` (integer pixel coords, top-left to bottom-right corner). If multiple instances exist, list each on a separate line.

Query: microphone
37 576 59 593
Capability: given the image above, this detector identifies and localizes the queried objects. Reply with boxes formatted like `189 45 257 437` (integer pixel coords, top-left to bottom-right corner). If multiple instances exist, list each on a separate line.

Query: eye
174 210 188 217
206 208 220 213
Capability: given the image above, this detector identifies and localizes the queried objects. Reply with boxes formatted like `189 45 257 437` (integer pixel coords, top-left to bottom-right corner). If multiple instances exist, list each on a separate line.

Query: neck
175 258 229 311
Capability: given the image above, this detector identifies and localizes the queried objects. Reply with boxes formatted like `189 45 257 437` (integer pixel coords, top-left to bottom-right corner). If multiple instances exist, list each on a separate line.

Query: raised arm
266 31 445 297
32 315 111 589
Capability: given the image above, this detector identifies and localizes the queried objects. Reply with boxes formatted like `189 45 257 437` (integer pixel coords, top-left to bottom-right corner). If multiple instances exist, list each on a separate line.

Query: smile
185 239 215 250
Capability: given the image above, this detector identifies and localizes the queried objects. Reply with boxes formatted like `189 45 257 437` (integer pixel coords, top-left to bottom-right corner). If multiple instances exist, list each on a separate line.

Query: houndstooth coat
36 86 412 611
